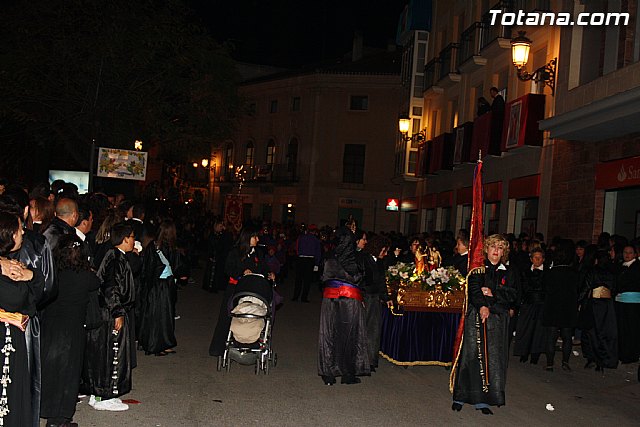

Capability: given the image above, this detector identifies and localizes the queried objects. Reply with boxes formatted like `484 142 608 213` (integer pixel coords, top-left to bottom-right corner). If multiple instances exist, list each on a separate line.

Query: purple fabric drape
380 308 461 364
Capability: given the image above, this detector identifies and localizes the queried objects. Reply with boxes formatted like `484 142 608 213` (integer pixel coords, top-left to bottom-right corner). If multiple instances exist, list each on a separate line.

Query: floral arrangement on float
386 249 466 313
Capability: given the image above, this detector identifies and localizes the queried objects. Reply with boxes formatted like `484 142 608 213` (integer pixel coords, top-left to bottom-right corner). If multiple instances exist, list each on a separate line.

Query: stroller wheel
255 360 260 375
216 356 222 371
272 352 278 368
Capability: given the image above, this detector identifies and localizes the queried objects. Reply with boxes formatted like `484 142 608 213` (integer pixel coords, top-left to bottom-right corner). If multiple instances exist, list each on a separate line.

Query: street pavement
69 268 640 427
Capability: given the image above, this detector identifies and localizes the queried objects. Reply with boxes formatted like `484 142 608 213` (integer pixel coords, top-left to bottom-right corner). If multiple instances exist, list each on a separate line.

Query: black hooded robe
81 249 135 398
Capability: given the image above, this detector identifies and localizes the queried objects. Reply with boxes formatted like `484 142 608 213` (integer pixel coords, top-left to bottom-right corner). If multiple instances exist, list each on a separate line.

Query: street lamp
192 162 199 168
201 158 209 168
398 114 426 143
510 31 556 95
134 140 143 151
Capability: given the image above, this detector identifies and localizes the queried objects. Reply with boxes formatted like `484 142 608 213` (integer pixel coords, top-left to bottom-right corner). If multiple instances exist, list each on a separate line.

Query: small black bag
85 289 108 329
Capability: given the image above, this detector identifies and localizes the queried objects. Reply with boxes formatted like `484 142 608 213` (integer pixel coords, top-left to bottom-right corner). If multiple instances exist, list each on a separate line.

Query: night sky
188 0 406 67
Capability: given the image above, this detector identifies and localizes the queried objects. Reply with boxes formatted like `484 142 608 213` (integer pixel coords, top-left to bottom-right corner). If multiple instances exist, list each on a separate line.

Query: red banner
224 195 243 233
501 93 545 151
595 156 640 190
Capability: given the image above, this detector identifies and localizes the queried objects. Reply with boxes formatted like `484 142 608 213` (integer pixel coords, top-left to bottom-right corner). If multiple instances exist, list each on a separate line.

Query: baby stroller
217 273 277 374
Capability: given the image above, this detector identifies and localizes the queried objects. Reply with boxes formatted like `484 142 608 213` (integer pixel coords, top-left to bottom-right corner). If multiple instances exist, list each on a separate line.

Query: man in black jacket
43 198 78 251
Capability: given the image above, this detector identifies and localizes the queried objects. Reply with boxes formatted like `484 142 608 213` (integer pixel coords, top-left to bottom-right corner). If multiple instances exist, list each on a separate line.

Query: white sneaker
174 315 181 320
91 398 129 411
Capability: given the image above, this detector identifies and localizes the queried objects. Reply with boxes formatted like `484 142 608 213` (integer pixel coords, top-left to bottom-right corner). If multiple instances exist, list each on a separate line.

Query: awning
540 86 640 141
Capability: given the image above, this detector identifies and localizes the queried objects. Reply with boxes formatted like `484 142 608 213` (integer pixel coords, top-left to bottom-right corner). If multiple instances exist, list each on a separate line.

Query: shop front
596 156 640 238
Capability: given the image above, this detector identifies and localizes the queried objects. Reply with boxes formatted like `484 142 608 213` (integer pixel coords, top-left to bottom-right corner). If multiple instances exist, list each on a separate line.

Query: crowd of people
0 175 638 424
0 180 195 426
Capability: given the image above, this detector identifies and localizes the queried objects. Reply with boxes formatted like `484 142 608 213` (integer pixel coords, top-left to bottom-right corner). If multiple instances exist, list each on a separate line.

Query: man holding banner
449 160 519 415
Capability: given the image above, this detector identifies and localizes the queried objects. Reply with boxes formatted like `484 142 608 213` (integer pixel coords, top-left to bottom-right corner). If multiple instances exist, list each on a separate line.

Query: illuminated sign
386 198 399 211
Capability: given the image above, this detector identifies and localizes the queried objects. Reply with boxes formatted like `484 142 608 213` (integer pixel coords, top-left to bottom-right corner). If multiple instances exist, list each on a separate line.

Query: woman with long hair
40 235 100 427
138 222 178 356
28 196 54 234
209 227 272 357
0 211 43 426
156 219 185 326
93 209 124 269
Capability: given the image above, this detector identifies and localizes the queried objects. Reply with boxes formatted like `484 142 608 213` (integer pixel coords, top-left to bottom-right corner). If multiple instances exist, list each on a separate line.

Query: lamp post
510 31 556 95
192 157 217 211
398 114 427 143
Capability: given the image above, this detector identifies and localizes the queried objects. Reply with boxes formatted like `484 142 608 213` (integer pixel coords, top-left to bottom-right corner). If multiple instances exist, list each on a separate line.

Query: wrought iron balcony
437 43 461 87
423 57 441 91
220 163 299 185
457 22 487 72
480 2 513 55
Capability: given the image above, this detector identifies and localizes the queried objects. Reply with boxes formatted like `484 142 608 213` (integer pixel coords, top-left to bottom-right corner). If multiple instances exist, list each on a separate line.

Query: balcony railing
457 22 484 68
424 57 441 89
511 0 551 12
221 163 299 184
438 43 460 81
480 2 512 51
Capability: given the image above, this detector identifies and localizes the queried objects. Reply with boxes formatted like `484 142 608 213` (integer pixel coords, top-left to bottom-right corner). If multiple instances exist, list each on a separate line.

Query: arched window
287 138 298 177
245 140 255 168
266 139 276 167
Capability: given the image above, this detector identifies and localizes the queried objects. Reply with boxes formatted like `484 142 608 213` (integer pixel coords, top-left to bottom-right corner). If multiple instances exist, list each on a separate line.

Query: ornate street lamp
511 31 556 95
398 114 426 143
134 140 143 151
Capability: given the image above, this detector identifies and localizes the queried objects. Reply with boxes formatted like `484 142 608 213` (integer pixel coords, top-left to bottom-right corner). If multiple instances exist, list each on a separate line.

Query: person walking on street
292 225 321 303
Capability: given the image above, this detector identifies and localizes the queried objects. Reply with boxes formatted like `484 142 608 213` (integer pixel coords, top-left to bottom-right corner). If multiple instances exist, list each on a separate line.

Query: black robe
513 268 548 357
615 260 640 363
40 269 100 421
360 252 387 368
581 266 618 368
138 242 177 354
318 227 369 379
452 261 518 407
81 249 135 398
0 269 42 427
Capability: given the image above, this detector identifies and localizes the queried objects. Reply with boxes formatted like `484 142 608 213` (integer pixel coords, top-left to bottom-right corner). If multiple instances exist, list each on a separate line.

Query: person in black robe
1 190 53 427
360 234 392 372
615 245 640 364
203 220 233 293
542 239 580 371
81 222 135 411
513 248 549 364
580 250 618 371
489 87 505 154
452 234 518 415
318 226 369 386
138 225 177 356
0 211 43 427
209 228 272 357
40 235 100 427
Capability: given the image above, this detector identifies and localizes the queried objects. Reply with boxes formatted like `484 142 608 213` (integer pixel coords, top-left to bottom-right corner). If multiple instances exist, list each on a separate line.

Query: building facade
219 50 405 231
413 0 560 238
541 0 640 242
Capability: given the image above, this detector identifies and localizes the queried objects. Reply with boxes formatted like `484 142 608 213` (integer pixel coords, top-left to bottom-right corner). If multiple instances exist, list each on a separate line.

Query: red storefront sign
484 181 503 202
457 186 472 205
422 193 437 209
508 174 541 199
595 156 640 190
437 191 453 207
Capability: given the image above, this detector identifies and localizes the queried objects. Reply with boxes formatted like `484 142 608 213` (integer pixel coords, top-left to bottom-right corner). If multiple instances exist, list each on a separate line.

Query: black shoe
561 362 571 371
519 356 528 363
584 361 595 369
341 375 361 384
451 402 462 412
369 365 376 373
322 375 336 386
477 407 493 415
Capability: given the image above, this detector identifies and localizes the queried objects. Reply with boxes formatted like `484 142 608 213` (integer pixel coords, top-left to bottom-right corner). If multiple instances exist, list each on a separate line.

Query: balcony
511 0 551 12
220 163 299 186
457 22 487 73
479 2 512 57
437 43 461 88
423 57 443 98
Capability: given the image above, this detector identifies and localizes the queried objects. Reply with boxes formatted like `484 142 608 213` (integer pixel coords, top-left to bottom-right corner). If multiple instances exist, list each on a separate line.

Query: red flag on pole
450 157 484 392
